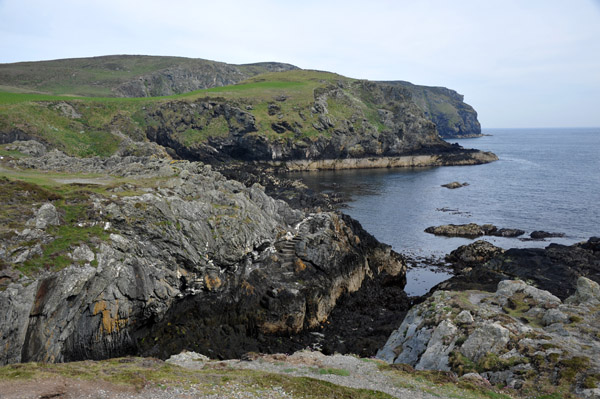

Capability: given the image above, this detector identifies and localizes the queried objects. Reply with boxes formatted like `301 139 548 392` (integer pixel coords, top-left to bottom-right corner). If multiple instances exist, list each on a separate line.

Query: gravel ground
0 351 483 399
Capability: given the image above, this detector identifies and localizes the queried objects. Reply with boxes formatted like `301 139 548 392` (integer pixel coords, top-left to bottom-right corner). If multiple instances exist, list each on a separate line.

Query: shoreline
265 150 498 171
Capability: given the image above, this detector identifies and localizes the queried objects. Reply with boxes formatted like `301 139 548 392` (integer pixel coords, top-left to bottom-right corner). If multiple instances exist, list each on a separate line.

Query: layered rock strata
0 153 405 364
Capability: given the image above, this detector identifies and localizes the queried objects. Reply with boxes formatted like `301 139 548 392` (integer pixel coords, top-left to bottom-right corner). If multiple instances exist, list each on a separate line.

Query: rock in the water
490 228 525 238
425 223 497 238
437 238 600 300
445 240 505 271
530 230 565 239
441 181 469 189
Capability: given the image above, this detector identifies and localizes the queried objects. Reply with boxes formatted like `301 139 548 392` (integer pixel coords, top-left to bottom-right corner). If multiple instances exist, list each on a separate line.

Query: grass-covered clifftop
0 55 298 97
1 69 472 163
0 55 482 139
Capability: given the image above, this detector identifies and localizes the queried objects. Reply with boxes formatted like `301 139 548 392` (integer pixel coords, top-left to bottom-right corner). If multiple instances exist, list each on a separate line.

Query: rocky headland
0 150 405 365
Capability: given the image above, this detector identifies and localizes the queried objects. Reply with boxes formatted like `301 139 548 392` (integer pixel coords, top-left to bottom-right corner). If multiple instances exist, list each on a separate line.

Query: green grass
0 357 397 399
0 55 298 98
0 67 402 158
314 367 351 376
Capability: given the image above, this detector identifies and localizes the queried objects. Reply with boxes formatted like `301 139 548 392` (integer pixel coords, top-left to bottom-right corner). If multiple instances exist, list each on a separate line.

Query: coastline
266 150 498 171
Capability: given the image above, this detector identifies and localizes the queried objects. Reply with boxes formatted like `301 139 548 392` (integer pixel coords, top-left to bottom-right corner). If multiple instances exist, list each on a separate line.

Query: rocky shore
0 150 405 364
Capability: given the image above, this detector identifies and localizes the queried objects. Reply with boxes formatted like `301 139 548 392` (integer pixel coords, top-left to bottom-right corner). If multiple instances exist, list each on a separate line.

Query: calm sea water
298 128 600 295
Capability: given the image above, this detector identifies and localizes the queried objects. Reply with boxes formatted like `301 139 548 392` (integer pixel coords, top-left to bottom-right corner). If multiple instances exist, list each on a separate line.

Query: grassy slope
0 70 383 157
0 55 295 97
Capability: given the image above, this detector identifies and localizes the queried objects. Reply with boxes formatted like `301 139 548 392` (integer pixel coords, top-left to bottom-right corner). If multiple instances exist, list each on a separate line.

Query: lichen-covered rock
377 278 600 396
26 203 61 229
460 323 510 362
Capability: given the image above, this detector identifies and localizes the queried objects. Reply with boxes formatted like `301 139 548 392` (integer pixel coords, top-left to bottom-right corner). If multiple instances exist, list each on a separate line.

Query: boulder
26 203 61 229
445 240 505 270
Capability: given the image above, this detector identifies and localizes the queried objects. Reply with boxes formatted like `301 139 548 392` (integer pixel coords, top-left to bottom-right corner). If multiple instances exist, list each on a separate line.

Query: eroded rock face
141 82 496 167
0 153 405 364
377 278 600 394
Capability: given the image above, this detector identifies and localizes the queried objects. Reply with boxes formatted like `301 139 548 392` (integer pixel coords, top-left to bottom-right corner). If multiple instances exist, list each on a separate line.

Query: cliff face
383 81 482 139
143 79 495 167
0 152 405 364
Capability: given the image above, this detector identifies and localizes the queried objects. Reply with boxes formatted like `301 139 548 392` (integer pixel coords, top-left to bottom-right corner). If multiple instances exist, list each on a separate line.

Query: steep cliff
141 74 496 167
384 81 482 138
0 152 405 364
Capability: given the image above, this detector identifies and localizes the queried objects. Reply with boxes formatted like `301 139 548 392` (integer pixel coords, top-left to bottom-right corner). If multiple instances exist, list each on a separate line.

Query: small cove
298 128 600 296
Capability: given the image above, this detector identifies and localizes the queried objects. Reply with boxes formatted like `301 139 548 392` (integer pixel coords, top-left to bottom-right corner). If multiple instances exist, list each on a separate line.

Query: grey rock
415 319 458 371
26 203 61 229
565 276 600 306
460 322 510 362
542 309 570 326
70 244 95 263
166 351 210 365
455 310 474 325
2 152 405 364
5 140 47 157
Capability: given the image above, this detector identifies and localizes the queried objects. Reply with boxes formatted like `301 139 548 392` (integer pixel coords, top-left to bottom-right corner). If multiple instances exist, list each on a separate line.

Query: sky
1 0 599 128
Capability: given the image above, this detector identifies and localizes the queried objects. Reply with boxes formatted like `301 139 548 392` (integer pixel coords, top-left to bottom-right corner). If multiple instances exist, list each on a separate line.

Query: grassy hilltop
0 69 417 158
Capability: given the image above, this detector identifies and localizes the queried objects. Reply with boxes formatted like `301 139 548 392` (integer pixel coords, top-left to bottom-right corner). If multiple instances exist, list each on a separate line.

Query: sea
298 128 600 296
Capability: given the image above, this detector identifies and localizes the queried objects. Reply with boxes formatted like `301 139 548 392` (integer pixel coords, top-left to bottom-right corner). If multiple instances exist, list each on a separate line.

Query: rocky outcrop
529 230 565 240
380 81 481 139
436 238 600 300
0 152 405 364
425 223 524 238
113 61 298 97
377 278 600 396
445 240 505 271
425 223 498 238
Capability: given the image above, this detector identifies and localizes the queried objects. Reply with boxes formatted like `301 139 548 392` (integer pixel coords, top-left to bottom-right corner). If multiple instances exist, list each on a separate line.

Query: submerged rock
530 230 565 239
445 240 505 271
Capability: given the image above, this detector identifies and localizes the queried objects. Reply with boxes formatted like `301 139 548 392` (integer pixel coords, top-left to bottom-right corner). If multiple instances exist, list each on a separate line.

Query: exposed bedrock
377 277 600 395
0 153 405 364
439 238 600 300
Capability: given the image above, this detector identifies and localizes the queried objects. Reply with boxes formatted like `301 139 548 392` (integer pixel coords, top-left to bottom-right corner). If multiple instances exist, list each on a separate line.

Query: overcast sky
1 0 599 128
